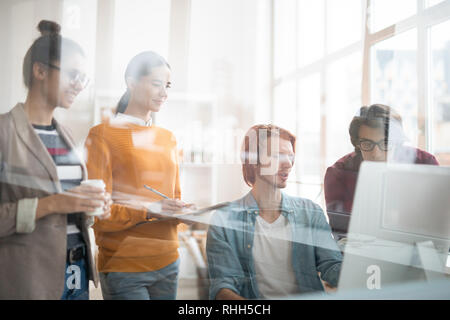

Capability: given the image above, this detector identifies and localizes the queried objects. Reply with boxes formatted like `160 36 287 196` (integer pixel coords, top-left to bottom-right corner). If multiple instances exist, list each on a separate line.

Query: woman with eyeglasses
0 20 111 299
323 104 438 240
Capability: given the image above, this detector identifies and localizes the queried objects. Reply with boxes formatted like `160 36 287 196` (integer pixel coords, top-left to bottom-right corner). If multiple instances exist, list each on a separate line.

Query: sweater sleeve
84 128 148 233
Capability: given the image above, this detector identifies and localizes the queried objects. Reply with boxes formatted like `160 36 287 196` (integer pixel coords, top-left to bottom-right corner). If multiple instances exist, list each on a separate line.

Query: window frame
270 0 365 201
270 0 450 202
362 0 450 153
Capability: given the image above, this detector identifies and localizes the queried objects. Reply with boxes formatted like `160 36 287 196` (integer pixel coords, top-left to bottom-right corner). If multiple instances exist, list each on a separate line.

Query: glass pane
370 0 417 32
273 80 297 196
273 81 297 133
371 29 418 146
284 160 299 197
326 51 362 166
327 0 362 53
426 0 445 8
297 73 322 202
430 19 450 165
274 0 296 78
112 0 171 91
297 0 324 67
52 0 98 144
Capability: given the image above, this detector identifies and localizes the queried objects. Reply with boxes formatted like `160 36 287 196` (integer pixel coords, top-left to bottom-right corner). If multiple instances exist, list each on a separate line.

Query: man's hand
318 272 337 293
216 288 246 300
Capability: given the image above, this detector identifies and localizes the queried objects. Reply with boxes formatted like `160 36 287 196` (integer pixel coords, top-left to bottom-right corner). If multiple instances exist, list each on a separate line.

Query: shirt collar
242 191 293 215
115 112 152 127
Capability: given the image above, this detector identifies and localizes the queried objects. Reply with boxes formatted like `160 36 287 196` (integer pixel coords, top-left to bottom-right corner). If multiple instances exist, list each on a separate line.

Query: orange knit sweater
85 121 181 272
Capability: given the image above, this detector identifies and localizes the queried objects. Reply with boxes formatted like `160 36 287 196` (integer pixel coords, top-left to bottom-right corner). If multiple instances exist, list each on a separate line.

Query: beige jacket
0 103 98 299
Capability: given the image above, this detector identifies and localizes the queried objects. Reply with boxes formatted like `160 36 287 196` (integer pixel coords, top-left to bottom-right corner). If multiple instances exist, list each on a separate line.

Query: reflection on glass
206 125 343 300
339 162 450 292
326 52 362 165
371 29 418 146
430 19 450 165
327 0 361 53
297 0 324 67
370 0 416 32
426 0 445 8
112 0 171 91
274 0 296 78
297 73 322 201
273 81 296 134
270 88 298 198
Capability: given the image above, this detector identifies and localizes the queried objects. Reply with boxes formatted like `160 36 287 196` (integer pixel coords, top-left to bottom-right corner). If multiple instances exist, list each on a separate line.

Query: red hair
241 124 296 187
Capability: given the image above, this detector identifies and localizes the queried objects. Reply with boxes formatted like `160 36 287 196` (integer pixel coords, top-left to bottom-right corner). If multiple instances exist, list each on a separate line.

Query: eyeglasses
358 138 393 152
45 63 90 89
270 153 295 163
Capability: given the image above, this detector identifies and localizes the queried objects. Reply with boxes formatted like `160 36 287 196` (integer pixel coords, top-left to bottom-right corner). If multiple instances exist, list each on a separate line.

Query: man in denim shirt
206 125 342 300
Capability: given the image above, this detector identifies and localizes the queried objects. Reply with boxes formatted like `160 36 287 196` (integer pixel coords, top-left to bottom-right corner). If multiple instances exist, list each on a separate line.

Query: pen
144 184 170 199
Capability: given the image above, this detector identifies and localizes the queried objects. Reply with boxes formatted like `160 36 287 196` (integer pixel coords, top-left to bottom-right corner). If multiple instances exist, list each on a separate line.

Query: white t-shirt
252 214 301 299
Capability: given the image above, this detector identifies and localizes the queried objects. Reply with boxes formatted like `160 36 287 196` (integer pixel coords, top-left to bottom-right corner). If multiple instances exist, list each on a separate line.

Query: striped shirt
33 124 83 234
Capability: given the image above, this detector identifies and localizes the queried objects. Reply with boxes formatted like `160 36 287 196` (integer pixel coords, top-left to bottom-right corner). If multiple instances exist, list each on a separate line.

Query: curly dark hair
349 104 406 153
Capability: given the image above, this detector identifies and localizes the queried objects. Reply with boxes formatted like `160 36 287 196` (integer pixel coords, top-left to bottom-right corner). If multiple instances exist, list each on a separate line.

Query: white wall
0 0 98 148
180 0 272 202
0 0 63 113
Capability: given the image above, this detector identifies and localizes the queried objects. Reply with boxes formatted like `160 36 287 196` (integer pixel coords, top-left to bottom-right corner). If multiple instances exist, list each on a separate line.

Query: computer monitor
338 162 450 292
327 211 350 241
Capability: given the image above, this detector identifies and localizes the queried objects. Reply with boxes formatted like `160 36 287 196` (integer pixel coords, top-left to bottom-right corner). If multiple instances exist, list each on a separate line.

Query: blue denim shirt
206 191 342 300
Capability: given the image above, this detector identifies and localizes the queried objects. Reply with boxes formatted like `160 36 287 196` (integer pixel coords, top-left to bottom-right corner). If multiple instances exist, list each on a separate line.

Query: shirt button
247 244 251 248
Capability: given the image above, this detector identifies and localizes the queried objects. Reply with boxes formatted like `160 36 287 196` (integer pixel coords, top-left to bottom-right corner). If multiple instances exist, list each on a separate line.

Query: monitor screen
381 169 450 241
338 162 450 292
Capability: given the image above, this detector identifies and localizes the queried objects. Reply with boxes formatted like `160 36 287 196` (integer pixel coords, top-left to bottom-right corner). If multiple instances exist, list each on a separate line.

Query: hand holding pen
144 185 196 221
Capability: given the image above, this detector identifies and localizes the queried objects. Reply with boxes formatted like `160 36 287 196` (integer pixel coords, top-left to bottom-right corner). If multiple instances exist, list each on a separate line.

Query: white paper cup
81 179 106 216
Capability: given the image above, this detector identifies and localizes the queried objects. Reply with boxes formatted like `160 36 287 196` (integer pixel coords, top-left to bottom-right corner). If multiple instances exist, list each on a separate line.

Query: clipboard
138 201 231 225
174 202 231 217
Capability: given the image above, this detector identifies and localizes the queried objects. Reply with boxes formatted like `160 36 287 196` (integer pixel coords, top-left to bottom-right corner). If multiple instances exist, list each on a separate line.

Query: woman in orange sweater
85 51 191 300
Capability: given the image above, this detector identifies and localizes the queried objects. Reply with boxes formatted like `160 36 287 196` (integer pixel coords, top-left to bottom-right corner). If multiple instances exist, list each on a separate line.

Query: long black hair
22 20 85 89
116 51 171 114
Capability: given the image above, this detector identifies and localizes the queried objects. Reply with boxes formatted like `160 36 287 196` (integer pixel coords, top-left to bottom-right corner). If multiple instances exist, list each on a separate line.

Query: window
297 0 324 67
430 19 450 163
363 0 450 164
273 0 296 79
297 73 322 201
272 0 450 207
370 0 417 32
427 0 446 8
112 0 171 91
327 0 362 53
370 29 419 146
272 0 363 205
326 51 362 165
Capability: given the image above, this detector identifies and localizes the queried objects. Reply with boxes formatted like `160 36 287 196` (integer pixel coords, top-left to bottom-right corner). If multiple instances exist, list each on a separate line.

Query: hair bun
37 20 61 36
